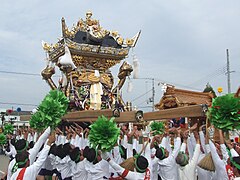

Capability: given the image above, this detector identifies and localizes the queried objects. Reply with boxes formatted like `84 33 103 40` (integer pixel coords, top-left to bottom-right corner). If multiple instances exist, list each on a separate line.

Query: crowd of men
1 121 240 180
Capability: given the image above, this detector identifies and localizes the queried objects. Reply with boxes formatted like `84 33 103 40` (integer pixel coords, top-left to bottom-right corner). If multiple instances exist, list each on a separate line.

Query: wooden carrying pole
21 104 205 123
143 104 205 122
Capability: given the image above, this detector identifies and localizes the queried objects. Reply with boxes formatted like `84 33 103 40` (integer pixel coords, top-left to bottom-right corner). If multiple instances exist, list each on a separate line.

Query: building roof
155 86 213 110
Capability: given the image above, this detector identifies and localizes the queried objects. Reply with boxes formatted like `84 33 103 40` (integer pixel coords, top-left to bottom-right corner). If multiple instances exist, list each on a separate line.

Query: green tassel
89 115 120 152
208 94 240 131
30 90 69 131
0 133 6 145
150 121 165 136
3 123 14 135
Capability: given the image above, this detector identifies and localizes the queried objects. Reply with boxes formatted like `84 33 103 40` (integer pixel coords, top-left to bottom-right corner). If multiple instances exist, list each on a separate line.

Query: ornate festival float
40 11 142 123
39 11 216 125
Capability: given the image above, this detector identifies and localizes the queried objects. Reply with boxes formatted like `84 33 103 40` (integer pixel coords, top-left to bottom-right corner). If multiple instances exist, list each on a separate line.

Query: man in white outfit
154 129 181 180
7 127 51 180
176 134 201 180
102 152 150 180
10 132 55 180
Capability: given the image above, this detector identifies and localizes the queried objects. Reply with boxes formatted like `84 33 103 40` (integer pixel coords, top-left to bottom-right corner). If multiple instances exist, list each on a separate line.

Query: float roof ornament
42 11 141 71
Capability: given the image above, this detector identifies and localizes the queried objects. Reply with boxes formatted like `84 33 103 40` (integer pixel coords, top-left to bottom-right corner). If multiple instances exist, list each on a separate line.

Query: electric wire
0 70 41 76
187 64 227 87
0 102 38 107
135 99 150 107
130 89 152 102
0 70 61 77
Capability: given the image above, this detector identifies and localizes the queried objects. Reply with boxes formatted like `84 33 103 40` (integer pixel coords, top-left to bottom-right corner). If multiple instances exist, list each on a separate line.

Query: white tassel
58 46 77 70
127 79 133 92
133 54 139 79
61 71 68 87
94 70 100 77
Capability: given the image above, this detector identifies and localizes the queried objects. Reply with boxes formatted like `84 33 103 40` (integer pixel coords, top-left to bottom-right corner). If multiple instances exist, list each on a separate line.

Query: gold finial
61 17 66 36
117 37 123 45
86 11 93 19
53 43 59 49
41 40 51 51
111 31 118 37
126 38 134 46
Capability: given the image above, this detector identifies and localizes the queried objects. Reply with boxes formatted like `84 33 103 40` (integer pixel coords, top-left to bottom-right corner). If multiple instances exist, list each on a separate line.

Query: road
0 155 9 178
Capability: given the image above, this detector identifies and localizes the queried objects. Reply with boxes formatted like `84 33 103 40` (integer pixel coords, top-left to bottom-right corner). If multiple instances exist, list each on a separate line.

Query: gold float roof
42 11 140 69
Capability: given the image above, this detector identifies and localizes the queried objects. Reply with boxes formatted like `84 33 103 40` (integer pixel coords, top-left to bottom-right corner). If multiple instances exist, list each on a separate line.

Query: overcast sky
0 0 239 112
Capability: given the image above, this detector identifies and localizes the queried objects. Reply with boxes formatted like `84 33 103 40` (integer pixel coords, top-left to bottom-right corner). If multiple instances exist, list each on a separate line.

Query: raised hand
199 124 205 132
190 123 198 132
47 131 56 145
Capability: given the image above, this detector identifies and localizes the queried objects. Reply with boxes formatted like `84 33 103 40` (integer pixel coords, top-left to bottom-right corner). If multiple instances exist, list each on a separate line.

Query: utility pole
226 49 235 94
226 49 231 93
152 78 155 112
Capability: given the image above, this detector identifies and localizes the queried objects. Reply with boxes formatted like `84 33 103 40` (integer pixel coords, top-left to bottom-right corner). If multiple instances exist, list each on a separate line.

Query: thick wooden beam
63 110 138 123
143 105 205 121
20 105 205 123
62 109 113 120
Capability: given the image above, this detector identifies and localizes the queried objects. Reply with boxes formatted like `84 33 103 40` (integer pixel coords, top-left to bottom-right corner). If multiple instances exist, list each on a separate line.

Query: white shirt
157 137 181 180
7 127 50 180
70 158 88 180
108 159 150 180
209 141 228 180
178 144 201 180
10 145 50 180
196 153 213 180
55 156 73 179
85 159 110 180
5 141 16 158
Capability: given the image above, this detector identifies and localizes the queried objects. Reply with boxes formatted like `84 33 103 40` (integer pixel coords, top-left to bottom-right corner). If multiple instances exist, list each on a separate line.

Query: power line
154 78 202 91
130 89 152 102
0 70 61 77
187 64 227 87
0 102 38 107
0 70 41 76
136 99 150 107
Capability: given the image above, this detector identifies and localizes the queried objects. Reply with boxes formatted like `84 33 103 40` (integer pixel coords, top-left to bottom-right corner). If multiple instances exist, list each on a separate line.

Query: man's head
62 143 72 156
15 139 28 153
70 147 83 163
155 147 169 160
15 151 30 168
85 147 97 163
175 152 189 166
49 143 57 155
55 144 65 159
28 141 34 150
232 156 240 177
134 156 148 173
83 146 90 158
